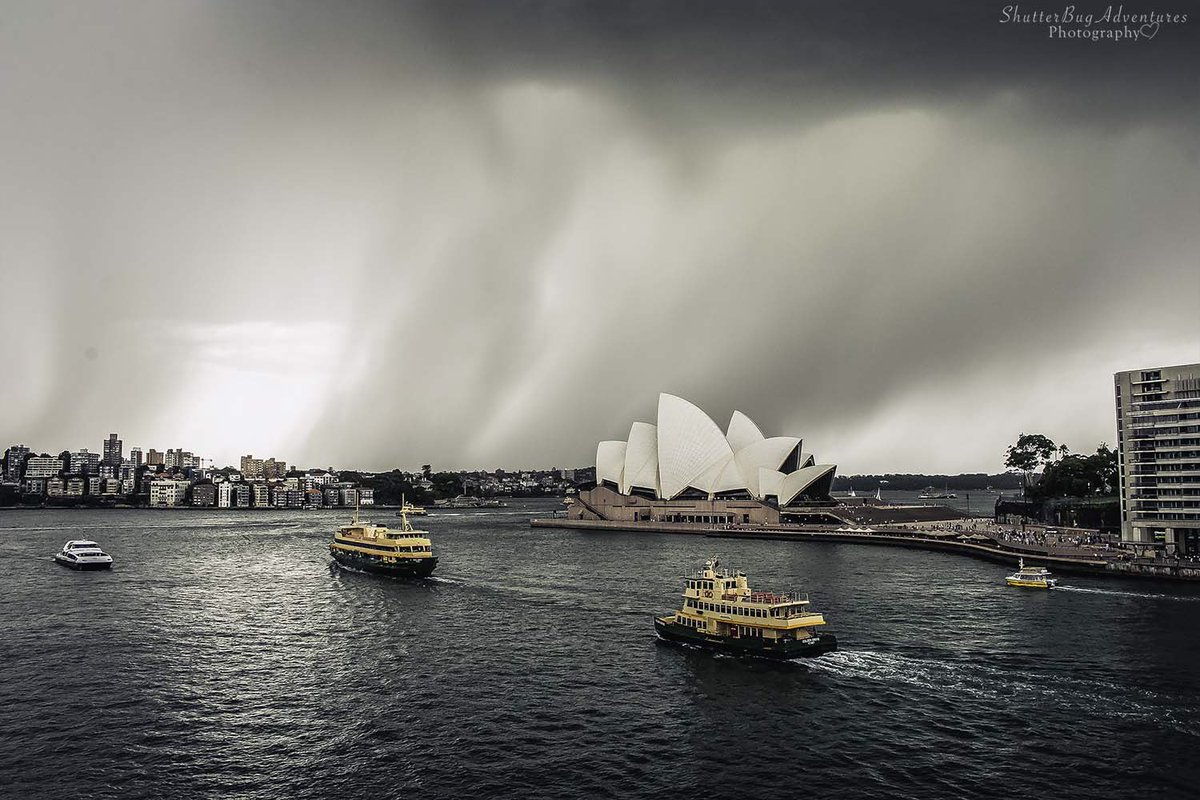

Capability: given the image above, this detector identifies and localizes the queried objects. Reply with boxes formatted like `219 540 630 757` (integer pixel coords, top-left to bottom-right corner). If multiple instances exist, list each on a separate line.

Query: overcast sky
2 1 1198 474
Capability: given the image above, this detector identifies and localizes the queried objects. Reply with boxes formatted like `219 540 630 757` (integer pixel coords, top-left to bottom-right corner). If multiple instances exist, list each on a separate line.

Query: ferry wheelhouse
1005 558 1058 589
330 507 437 578
397 500 428 517
654 559 837 659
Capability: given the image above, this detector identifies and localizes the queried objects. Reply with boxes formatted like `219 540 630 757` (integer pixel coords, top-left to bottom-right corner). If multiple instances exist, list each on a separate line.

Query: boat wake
804 649 1200 736
1053 585 1200 602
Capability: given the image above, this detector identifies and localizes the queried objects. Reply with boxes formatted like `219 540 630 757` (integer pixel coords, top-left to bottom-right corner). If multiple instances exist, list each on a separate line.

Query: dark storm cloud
406 0 1200 129
1 1 1197 472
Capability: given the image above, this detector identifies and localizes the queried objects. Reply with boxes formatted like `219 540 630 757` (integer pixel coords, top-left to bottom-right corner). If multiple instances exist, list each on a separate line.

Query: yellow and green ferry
330 506 437 578
654 558 837 660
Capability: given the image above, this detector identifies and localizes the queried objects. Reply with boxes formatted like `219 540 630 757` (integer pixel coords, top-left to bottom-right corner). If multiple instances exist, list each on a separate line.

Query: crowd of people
898 518 1118 556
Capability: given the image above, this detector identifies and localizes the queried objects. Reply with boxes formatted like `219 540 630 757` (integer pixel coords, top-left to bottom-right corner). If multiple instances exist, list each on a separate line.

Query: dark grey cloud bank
1 1 1197 472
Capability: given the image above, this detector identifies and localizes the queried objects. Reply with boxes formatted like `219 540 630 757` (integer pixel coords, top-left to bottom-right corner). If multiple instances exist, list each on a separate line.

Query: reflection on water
1 503 1198 799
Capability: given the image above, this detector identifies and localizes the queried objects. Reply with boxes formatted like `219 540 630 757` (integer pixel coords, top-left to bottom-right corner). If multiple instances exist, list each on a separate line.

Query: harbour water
2 502 1199 799
836 488 1014 516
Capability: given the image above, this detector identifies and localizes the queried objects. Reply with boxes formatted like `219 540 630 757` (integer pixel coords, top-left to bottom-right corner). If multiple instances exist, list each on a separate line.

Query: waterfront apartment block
192 484 217 506
1115 363 1200 555
150 479 190 507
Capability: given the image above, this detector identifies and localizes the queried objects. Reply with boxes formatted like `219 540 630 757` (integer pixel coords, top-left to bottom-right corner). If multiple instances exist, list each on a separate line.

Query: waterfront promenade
530 515 1200 582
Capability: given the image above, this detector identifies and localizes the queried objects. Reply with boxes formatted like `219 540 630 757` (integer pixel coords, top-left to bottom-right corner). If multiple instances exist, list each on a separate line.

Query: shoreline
530 517 1200 583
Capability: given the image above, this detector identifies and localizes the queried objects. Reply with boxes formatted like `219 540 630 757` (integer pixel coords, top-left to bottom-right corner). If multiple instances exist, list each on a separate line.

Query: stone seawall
530 517 1200 582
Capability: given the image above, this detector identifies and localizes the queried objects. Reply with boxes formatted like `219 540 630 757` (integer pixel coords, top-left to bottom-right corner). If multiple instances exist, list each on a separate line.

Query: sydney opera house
568 393 838 526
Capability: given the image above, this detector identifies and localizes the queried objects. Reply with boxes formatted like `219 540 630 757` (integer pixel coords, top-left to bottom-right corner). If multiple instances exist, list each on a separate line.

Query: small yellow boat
1005 558 1058 589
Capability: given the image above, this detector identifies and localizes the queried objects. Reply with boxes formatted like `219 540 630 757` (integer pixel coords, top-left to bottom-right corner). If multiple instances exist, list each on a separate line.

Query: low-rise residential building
218 482 233 508
150 479 189 506
234 484 251 508
66 477 86 497
359 488 374 505
192 484 216 506
306 471 336 488
251 483 269 507
23 477 46 495
47 478 65 497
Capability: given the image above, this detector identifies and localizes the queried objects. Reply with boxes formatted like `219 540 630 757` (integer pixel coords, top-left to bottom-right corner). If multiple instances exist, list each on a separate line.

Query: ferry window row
687 580 717 590
686 598 773 618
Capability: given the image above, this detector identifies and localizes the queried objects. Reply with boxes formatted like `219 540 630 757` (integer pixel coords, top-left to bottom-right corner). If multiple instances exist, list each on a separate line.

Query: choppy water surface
2 503 1198 799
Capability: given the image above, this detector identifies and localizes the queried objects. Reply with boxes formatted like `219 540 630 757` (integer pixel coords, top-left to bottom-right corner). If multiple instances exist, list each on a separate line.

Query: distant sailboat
874 487 882 501
848 485 857 498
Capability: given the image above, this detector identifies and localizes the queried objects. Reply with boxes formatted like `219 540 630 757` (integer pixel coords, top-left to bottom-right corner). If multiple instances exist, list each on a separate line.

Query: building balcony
1129 511 1200 523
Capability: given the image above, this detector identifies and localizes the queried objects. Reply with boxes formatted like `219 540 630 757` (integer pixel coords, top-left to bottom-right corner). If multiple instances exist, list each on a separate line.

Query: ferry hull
1005 578 1056 589
654 617 837 660
330 547 437 578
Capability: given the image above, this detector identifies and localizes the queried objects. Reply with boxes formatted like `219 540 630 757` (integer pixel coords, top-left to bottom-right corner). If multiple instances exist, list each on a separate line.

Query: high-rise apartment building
240 455 264 480
1115 363 1200 556
4 444 30 482
102 433 123 467
147 449 163 466
129 447 144 467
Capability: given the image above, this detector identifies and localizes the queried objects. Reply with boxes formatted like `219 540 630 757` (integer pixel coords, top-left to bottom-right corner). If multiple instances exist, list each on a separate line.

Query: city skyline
1 2 1197 475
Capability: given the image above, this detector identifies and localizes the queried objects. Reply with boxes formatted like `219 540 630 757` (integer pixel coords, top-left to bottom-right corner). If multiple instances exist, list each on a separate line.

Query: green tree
1029 443 1118 500
1005 433 1057 499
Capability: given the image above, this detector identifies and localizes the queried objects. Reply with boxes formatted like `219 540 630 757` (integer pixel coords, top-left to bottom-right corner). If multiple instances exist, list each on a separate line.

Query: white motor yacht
53 540 114 571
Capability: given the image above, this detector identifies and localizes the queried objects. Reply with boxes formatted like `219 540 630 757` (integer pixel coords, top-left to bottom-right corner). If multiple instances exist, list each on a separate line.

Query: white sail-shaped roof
656 393 734 500
592 394 836 503
758 468 785 500
596 441 627 489
692 453 744 496
778 464 837 506
726 410 766 453
621 422 659 494
733 436 801 498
